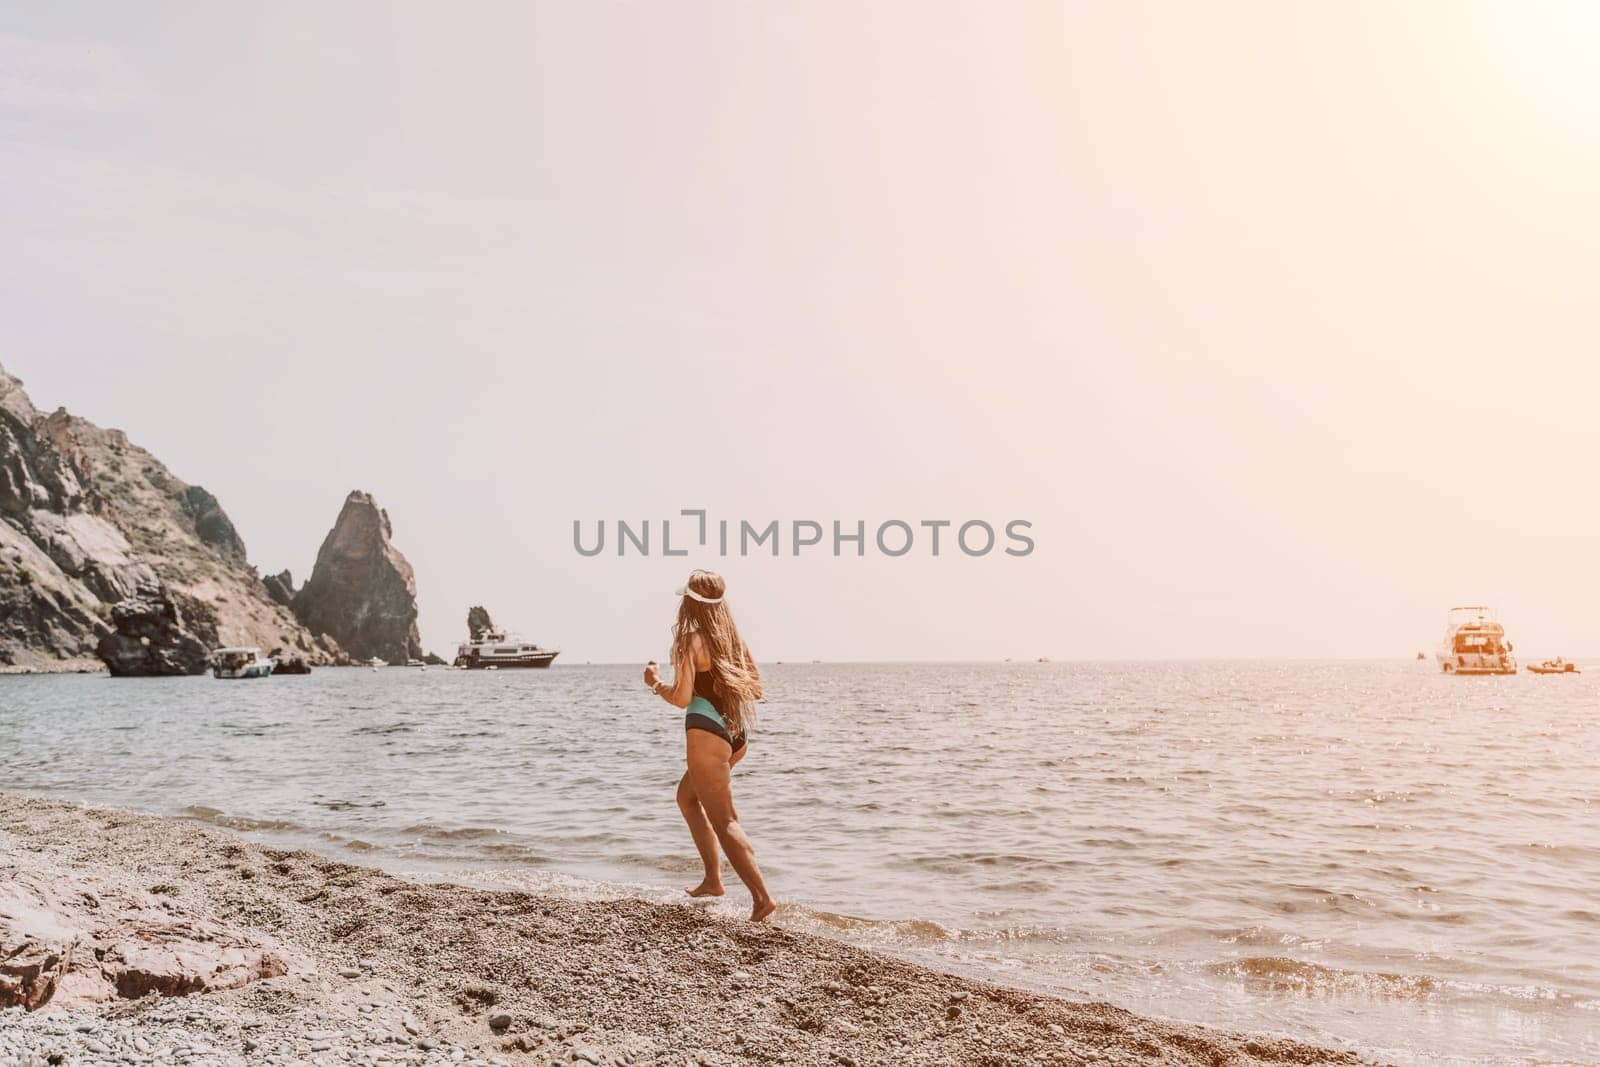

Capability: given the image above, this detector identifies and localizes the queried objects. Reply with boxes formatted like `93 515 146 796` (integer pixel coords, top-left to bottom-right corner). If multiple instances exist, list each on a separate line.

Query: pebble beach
0 791 1363 1066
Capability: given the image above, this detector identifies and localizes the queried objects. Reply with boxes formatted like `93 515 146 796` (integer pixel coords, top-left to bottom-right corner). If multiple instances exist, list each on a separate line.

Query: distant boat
1436 606 1517 675
1528 658 1579 675
211 647 273 679
453 626 559 669
1416 651 1426 660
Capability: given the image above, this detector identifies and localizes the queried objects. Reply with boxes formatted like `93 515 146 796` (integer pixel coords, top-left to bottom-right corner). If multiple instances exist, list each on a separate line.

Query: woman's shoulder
680 630 706 656
686 632 713 668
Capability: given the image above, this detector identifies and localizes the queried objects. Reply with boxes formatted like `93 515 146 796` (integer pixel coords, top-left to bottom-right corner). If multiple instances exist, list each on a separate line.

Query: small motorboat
212 647 273 679
1528 658 1580 675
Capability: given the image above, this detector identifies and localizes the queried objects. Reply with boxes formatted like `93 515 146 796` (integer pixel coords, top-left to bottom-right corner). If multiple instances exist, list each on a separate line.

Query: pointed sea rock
292 491 423 664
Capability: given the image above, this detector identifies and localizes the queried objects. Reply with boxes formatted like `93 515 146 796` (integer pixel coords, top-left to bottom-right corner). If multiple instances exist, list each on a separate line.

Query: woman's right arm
646 642 697 709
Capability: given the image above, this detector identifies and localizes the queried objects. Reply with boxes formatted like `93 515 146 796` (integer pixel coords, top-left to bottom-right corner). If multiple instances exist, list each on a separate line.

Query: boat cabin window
1453 634 1501 653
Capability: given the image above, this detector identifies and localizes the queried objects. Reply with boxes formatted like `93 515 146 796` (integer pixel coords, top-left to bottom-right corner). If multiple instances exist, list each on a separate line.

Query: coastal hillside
0 362 341 670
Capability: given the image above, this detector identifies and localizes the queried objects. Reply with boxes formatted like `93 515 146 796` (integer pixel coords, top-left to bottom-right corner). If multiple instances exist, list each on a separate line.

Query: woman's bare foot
750 897 777 922
685 879 724 898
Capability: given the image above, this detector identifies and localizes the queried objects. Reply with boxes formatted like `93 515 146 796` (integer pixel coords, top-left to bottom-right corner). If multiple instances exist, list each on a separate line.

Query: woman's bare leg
675 772 723 896
686 733 774 921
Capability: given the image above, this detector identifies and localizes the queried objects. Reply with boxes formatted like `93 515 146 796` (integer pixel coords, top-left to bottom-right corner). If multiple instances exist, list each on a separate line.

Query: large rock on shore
94 582 212 677
0 362 340 669
266 646 313 674
0 867 285 1011
291 491 423 664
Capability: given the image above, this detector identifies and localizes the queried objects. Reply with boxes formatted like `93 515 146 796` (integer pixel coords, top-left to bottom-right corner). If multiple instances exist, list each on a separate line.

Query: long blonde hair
671 569 762 738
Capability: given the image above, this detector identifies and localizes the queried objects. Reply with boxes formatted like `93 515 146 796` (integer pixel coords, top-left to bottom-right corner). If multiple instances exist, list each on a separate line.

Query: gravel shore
0 792 1367 1066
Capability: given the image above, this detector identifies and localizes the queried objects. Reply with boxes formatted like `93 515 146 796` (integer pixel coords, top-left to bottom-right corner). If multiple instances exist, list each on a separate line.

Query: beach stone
486 1013 511 1033
0 867 285 1011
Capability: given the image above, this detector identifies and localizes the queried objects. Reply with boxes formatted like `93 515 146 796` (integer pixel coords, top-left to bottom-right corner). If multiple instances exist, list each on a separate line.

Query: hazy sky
3 2 1597 661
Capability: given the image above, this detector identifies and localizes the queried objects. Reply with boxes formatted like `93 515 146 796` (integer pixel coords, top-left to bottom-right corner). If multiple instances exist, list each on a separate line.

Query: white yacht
1436 606 1517 675
212 647 273 679
453 627 559 669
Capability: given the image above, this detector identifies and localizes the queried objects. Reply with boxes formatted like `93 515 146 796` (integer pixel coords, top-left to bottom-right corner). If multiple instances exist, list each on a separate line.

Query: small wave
898 852 1087 875
401 822 505 841
351 722 416 735
478 843 554 862
612 851 705 874
180 805 303 832
789 905 954 943
1209 956 1438 999
1507 842 1600 862
1209 925 1316 948
954 924 1091 946
1079 837 1140 850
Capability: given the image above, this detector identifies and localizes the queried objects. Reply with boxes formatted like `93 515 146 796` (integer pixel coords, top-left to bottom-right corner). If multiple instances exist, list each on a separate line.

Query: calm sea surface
2 662 1596 1064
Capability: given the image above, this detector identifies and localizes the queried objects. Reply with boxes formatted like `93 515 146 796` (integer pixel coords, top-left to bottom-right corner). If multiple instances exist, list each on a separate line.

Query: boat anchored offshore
453 626 559 669
212 647 273 679
1436 606 1517 675
1529 658 1580 675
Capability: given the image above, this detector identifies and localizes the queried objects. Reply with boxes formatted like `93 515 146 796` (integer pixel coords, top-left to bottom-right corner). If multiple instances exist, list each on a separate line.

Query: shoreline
0 791 1367 1066
0 661 104 675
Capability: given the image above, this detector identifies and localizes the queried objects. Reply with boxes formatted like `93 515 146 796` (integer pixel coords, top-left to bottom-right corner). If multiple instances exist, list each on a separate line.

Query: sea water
2 662 1596 1064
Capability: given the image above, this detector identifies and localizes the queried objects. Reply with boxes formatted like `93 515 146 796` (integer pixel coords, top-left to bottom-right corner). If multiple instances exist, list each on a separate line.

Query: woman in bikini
643 569 776 922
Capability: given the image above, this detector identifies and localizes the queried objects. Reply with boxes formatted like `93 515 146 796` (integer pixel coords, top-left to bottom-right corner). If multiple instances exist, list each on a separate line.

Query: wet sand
0 791 1367 1066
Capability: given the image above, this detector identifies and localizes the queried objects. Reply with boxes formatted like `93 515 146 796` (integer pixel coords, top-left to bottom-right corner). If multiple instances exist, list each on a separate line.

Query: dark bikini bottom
685 696 746 753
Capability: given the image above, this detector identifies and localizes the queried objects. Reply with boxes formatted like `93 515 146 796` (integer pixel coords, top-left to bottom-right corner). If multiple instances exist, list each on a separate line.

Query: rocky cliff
0 363 341 670
291 491 424 664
